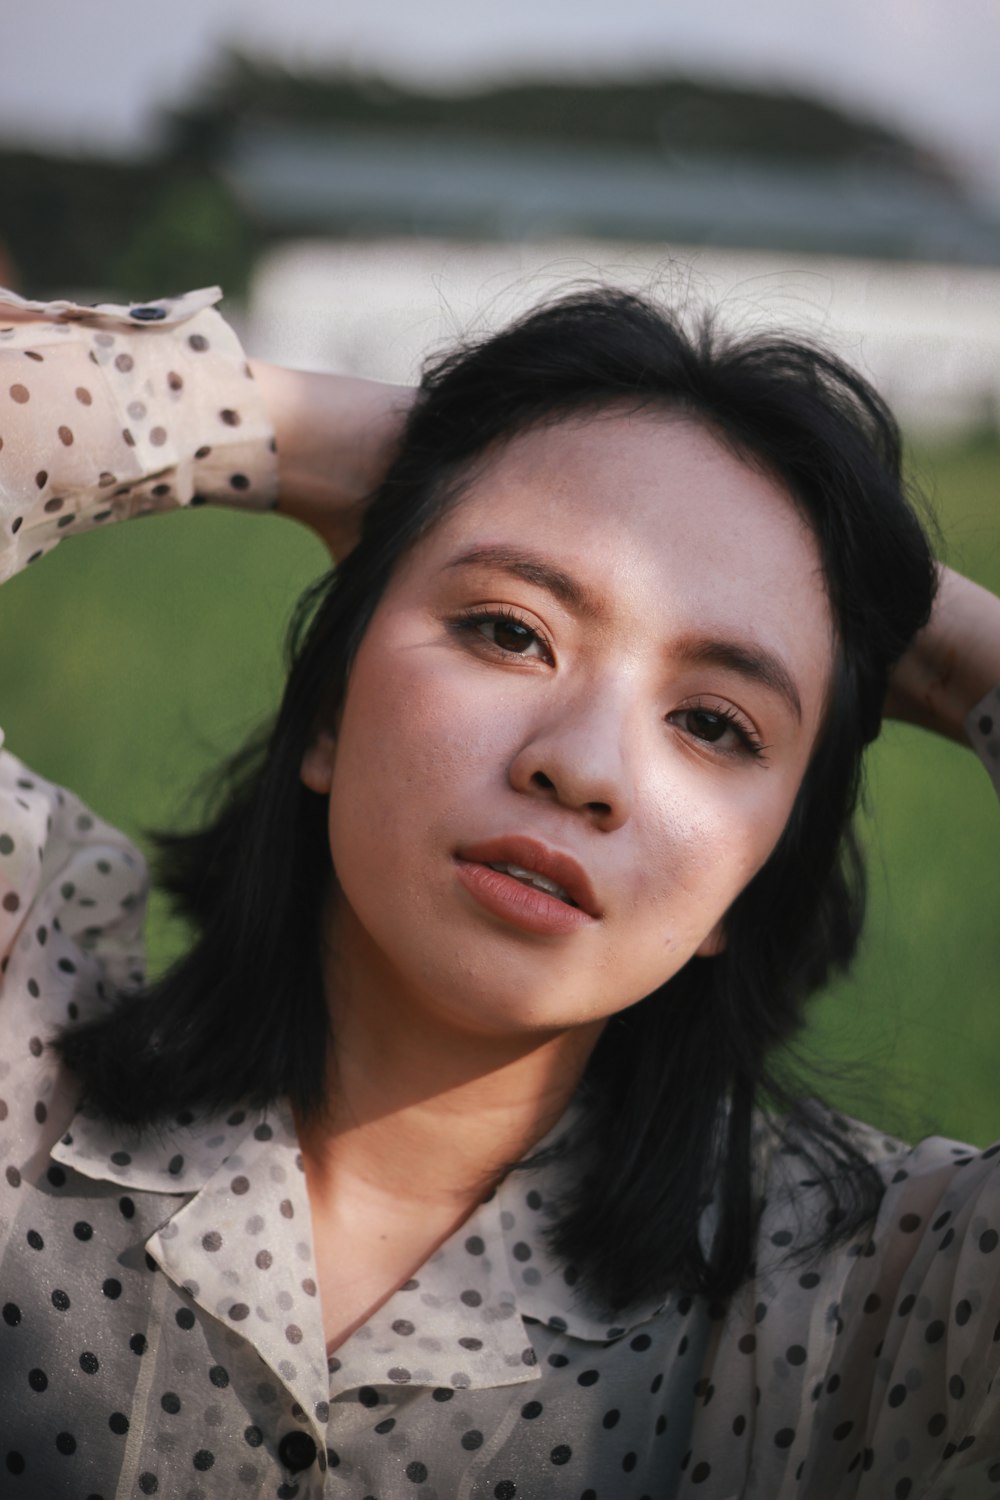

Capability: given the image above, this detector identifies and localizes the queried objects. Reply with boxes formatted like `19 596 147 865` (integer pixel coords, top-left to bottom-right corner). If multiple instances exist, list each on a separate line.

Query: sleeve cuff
965 683 1000 799
0 287 278 582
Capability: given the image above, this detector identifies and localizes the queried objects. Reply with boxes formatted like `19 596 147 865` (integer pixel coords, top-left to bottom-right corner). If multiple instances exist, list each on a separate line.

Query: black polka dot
109 1413 129 1435
138 1474 158 1494
28 1368 48 1392
521 1401 542 1420
209 1365 230 1388
980 1229 998 1254
2 1303 21 1326
102 1278 122 1299
461 1430 483 1451
55 1432 76 1456
130 1333 147 1356
73 1220 93 1241
193 1450 215 1471
602 1409 620 1429
51 1289 70 1311
774 1428 795 1449
405 1461 428 1482
79 1352 99 1374
550 1445 572 1465
358 1387 379 1408
495 1484 516 1499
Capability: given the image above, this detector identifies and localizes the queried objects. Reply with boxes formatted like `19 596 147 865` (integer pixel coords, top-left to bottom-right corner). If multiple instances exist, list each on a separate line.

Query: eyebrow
445 543 803 721
675 636 803 722
445 544 605 619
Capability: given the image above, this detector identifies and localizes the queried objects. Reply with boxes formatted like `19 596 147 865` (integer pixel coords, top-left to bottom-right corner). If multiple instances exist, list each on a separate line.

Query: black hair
56 288 938 1310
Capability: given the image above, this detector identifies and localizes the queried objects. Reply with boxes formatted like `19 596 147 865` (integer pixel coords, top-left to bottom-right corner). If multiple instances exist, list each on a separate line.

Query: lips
455 836 602 920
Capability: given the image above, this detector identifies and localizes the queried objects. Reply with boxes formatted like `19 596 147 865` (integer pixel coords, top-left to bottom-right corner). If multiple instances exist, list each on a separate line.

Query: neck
296 906 603 1216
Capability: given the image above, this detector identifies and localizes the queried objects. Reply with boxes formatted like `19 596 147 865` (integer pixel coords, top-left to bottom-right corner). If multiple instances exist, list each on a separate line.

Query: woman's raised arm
884 563 1000 749
0 286 412 579
249 361 414 560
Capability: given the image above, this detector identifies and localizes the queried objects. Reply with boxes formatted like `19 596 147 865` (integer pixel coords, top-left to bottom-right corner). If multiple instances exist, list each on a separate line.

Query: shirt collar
52 1092 666 1423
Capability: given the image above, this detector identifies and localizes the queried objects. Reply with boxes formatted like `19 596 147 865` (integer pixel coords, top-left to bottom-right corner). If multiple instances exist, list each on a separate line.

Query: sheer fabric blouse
1 288 999 1499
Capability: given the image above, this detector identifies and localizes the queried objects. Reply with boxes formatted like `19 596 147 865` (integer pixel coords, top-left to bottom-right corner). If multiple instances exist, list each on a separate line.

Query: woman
0 282 998 1499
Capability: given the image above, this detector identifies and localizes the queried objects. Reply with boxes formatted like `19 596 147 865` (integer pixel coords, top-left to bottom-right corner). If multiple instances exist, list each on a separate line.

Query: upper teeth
489 863 576 906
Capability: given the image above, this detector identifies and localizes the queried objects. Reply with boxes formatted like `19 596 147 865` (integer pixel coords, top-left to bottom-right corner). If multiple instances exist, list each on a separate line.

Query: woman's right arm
0 285 412 582
249 361 414 560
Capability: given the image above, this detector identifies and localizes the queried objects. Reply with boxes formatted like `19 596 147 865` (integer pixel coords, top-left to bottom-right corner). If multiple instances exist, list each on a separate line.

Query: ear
695 919 727 958
300 730 337 794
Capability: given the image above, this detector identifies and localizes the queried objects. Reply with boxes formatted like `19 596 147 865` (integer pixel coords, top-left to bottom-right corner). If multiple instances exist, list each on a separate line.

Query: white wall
249 239 1000 433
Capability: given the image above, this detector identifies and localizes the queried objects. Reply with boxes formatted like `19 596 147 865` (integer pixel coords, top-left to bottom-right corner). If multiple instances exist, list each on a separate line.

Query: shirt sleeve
0 286 279 1152
0 285 277 583
966 682 1000 800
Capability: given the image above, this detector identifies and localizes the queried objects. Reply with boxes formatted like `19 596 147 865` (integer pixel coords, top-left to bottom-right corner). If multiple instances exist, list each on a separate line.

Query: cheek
631 768 801 936
324 635 508 881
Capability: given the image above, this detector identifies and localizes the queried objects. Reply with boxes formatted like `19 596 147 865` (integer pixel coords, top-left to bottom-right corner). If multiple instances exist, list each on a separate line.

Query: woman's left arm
884 564 1000 748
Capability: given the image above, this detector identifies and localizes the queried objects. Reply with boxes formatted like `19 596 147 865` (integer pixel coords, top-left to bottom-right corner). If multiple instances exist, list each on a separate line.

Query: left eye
670 707 760 756
684 709 731 743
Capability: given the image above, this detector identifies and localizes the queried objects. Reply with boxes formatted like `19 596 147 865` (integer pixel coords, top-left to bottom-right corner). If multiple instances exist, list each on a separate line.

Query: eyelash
451 609 767 760
669 703 768 760
451 606 554 663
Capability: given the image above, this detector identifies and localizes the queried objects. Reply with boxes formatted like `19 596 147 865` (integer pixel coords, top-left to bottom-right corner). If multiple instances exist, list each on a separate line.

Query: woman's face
303 410 836 1040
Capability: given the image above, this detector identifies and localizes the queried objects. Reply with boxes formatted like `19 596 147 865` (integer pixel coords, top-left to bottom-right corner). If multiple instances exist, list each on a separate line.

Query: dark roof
225 125 1000 264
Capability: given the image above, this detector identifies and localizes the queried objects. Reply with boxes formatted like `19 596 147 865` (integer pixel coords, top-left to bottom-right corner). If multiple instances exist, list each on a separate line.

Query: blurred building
5 57 1000 430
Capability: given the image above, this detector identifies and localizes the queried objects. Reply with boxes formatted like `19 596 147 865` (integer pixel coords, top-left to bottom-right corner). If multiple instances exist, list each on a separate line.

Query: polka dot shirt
2 288 1000 1499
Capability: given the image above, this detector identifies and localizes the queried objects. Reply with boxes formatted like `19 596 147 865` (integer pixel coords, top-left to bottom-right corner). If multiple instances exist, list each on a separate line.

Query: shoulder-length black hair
57 288 938 1311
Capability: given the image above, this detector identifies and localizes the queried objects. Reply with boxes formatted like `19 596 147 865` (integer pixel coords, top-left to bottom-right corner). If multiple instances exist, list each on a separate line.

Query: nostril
531 771 555 792
588 801 613 818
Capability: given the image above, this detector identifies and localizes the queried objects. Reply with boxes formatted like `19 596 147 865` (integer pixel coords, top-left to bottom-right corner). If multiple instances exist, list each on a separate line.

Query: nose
508 685 634 831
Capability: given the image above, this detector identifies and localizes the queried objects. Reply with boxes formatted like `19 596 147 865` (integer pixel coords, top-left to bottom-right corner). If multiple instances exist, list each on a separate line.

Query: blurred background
0 0 998 1143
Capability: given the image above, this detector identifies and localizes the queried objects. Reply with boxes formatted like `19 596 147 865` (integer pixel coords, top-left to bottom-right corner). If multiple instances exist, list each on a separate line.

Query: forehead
398 409 836 715
438 409 822 590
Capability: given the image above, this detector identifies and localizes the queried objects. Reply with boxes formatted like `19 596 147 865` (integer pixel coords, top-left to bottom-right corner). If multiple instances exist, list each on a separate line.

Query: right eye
454 608 553 662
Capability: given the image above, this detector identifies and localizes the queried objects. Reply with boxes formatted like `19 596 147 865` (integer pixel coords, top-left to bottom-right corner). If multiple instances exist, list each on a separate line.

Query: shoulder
730 1110 1000 1492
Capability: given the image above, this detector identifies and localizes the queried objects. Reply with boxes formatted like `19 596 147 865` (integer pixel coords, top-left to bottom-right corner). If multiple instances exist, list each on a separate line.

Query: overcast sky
4 0 1000 199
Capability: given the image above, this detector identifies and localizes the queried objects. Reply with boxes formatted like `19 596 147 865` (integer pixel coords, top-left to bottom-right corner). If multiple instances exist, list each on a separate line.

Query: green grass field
1 434 997 1145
